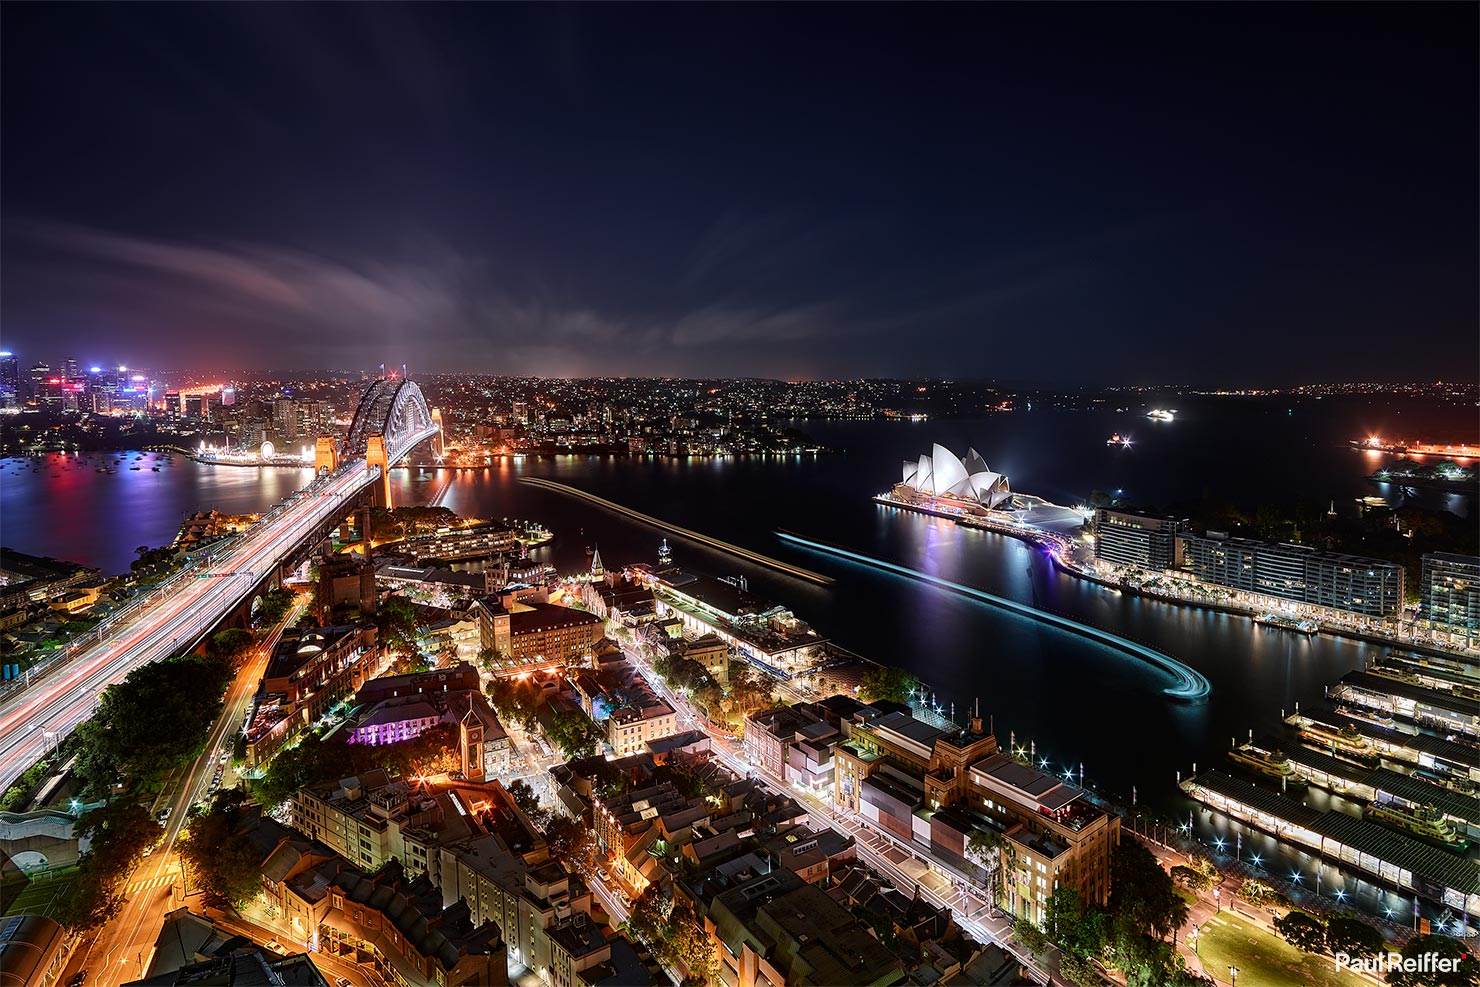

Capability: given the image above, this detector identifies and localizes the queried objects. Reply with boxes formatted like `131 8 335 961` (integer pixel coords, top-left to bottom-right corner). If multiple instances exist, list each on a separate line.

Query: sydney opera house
894 444 1012 511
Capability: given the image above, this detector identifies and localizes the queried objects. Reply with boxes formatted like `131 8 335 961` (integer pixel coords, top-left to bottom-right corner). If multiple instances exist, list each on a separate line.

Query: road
619 644 1056 985
61 602 303 987
0 461 379 792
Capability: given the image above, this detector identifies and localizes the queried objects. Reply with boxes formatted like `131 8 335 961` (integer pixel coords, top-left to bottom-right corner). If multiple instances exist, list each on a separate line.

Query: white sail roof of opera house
901 444 1008 504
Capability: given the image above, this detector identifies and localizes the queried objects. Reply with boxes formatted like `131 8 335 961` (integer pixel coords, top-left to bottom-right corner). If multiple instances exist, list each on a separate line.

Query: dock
1242 739 1480 839
1182 769 1480 921
1286 708 1480 784
1329 670 1480 738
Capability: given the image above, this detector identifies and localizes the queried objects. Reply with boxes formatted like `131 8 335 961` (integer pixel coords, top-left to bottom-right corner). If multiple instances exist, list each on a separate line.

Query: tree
1385 935 1479 987
257 587 294 625
546 709 603 760
1325 915 1384 960
1273 910 1327 954
178 790 264 908
57 800 163 930
506 779 551 830
1014 919 1050 956
544 815 596 876
485 675 540 728
970 828 1006 905
626 886 668 950
375 595 419 655
1059 953 1101 987
206 628 255 665
858 664 918 704
1109 837 1188 942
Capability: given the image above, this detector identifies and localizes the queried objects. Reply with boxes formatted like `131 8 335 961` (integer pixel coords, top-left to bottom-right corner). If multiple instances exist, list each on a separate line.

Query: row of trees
649 651 775 729
367 505 462 543
627 887 715 986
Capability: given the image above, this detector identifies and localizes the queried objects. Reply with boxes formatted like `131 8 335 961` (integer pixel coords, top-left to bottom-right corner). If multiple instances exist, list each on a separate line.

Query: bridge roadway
0 459 381 792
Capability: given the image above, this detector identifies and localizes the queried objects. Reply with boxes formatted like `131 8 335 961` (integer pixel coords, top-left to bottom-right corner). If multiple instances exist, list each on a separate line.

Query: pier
1182 769 1480 921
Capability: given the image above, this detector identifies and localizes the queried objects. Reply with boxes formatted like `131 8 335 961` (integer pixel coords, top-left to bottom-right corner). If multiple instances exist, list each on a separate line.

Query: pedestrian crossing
126 874 177 895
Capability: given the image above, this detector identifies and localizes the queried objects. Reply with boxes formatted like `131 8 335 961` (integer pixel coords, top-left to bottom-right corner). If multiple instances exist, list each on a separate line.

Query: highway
0 460 379 792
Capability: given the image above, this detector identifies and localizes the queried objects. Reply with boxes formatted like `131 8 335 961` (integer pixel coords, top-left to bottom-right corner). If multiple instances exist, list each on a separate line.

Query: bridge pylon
315 434 339 473
431 407 446 459
366 433 392 508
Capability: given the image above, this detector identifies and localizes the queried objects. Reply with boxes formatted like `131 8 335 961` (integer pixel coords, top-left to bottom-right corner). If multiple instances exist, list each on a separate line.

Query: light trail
775 530 1211 702
518 476 834 585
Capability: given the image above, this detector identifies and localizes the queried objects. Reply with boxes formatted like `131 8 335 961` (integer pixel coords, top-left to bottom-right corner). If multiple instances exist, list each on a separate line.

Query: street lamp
1229 966 1238 987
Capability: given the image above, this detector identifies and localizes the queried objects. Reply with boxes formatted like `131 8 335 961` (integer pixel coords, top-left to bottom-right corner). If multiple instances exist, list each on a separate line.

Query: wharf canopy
897 444 1011 510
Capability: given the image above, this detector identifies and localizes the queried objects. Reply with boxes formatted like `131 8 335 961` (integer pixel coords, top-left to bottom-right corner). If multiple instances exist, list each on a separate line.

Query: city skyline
3 5 1476 383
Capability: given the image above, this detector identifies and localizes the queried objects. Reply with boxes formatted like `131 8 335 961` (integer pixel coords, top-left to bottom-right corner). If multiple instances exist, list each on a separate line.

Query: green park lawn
1 869 78 919
1194 912 1366 987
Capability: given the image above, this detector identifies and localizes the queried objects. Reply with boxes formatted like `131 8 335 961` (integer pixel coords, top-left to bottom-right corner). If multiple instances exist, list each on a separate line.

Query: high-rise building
164 391 182 418
64 358 78 381
1094 509 1189 570
221 385 236 407
1421 553 1480 644
1178 533 1404 617
0 352 19 392
28 363 49 400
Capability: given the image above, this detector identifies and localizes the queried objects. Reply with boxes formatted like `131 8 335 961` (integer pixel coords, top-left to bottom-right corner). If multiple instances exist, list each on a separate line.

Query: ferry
1364 664 1423 686
1364 801 1469 851
1227 746 1306 788
1106 433 1132 448
1414 767 1477 795
1254 613 1318 635
1336 704 1396 729
1298 720 1381 767
1145 408 1176 422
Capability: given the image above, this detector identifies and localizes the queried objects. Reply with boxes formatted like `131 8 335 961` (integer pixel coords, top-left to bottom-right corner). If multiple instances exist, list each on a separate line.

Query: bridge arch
341 378 441 506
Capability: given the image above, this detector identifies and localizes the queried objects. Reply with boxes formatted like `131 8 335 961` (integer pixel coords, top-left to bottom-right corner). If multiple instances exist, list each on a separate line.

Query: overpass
0 378 440 791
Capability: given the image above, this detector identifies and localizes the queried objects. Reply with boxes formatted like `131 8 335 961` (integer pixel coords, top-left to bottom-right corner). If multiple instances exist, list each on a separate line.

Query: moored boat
1227 745 1306 788
1364 801 1469 851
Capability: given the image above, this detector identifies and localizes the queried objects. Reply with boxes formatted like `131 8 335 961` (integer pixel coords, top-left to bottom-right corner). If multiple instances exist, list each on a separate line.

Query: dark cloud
2 4 1475 382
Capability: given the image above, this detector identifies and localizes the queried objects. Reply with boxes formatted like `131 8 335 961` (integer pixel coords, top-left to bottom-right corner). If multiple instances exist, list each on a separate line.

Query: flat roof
972 752 1081 812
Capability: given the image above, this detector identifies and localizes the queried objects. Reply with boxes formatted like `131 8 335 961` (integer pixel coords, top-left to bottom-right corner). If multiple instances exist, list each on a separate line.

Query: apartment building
1178 532 1405 617
1422 552 1480 643
1093 509 1189 570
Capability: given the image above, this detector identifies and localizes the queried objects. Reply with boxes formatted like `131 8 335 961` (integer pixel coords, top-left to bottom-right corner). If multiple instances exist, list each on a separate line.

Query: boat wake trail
775 530 1211 702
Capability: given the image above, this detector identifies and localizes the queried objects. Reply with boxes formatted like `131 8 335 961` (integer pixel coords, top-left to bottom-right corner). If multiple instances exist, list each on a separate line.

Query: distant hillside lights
894 444 1011 510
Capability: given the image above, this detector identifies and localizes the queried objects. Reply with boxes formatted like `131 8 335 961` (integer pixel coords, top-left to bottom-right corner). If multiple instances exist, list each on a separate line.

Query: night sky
3 4 1475 382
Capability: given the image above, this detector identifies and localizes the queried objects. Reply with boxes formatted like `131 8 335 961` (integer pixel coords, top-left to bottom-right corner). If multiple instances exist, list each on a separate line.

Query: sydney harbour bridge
0 377 443 790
